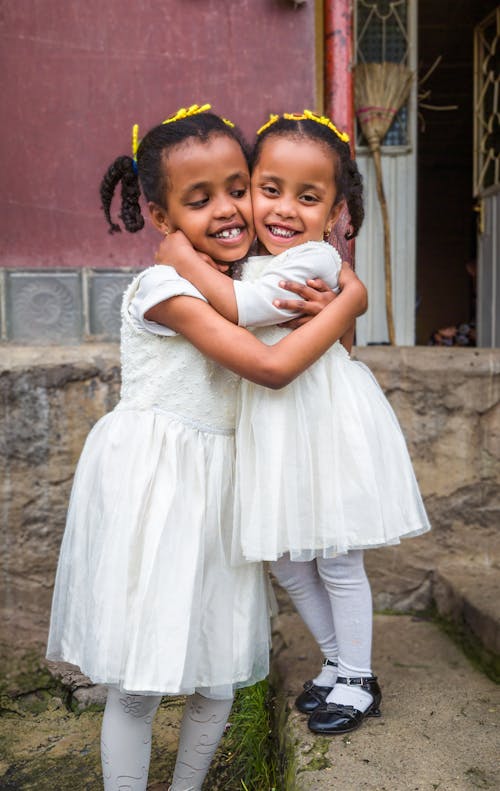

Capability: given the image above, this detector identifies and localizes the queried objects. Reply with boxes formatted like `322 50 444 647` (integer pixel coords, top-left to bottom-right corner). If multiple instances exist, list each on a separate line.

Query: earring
164 227 170 237
323 225 332 240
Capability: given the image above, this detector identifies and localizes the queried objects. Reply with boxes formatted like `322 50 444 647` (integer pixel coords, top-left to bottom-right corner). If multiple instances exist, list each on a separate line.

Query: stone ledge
433 560 500 662
0 342 119 372
1 343 499 370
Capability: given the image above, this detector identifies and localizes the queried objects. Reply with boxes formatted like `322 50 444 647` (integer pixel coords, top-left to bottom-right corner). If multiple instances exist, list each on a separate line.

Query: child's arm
156 233 358 329
156 231 239 322
340 322 355 353
144 267 366 389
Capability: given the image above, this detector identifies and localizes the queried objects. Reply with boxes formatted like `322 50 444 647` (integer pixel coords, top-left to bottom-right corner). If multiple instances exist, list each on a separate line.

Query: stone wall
0 346 121 661
354 347 500 613
1 346 499 660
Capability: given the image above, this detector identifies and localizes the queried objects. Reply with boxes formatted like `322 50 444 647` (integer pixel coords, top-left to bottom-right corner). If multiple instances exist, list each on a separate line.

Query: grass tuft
209 677 298 789
222 680 279 790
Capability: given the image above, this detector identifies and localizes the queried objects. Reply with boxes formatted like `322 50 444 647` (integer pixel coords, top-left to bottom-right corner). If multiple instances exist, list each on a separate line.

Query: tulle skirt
47 407 270 697
233 342 430 563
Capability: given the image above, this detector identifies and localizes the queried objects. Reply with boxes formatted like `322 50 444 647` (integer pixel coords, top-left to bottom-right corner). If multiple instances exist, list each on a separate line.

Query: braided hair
100 114 250 234
252 117 364 240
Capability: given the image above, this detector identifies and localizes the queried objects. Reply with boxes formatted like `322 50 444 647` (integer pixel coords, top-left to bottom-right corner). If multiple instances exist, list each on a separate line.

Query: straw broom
353 62 414 344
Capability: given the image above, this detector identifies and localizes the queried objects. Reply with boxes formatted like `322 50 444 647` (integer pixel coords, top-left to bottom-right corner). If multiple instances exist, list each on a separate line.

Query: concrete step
272 612 500 791
433 560 500 678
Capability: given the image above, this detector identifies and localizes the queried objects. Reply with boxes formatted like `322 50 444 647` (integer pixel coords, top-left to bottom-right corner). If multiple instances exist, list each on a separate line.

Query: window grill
474 7 500 197
355 0 410 147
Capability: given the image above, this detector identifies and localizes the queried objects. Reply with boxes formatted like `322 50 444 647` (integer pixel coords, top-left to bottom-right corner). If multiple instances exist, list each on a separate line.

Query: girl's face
251 136 342 255
152 135 254 264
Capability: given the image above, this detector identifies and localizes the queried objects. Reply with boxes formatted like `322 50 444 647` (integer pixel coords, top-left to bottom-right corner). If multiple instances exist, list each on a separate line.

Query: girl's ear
326 198 346 233
148 202 171 236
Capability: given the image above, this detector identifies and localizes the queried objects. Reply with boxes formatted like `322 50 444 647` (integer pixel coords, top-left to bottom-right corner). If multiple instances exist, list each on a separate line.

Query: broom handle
370 142 396 345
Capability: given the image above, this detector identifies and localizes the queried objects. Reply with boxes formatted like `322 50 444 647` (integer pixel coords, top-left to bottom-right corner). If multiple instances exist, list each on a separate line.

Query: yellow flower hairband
161 104 234 129
131 104 235 167
256 109 350 143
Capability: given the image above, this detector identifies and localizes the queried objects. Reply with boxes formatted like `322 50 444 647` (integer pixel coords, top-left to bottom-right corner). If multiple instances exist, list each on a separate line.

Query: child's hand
275 278 338 329
155 231 229 273
155 230 195 266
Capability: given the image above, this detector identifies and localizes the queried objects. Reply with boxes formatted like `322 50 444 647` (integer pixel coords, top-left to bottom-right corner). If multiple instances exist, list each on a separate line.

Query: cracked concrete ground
1 611 499 790
272 611 500 791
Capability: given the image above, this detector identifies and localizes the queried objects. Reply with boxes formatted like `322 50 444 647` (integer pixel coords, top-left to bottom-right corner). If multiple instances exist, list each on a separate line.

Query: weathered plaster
1 346 499 658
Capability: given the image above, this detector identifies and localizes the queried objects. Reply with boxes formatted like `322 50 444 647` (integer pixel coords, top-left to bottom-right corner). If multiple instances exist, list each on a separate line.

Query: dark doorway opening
416 0 498 345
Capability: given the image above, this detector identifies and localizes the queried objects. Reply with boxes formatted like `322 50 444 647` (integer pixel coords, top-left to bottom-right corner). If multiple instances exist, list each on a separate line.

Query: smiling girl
158 110 431 739
47 106 367 791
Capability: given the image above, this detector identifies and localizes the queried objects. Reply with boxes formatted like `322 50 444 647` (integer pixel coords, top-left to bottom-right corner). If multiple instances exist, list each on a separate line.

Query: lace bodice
116 269 239 431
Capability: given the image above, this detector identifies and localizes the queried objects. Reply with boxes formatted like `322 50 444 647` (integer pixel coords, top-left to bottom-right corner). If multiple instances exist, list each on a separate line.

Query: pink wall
1 0 318 269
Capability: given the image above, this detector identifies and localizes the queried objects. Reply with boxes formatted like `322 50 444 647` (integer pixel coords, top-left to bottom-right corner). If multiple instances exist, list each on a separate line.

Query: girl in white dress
156 111 431 738
46 106 367 790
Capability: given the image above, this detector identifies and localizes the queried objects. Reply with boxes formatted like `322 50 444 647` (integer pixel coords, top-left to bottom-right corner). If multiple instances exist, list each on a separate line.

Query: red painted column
324 0 355 264
324 0 354 140
324 0 354 266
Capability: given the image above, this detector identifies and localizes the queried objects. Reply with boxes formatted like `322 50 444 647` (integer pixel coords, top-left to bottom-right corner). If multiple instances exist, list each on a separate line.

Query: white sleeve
127 265 207 337
234 242 341 328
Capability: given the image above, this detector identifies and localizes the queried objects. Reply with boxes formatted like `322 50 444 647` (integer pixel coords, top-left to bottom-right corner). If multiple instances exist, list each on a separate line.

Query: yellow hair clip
132 123 139 159
131 123 140 172
284 110 350 143
162 103 212 125
222 117 235 128
256 114 280 135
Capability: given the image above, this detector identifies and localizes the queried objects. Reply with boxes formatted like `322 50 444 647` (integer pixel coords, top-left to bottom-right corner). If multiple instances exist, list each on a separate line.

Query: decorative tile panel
88 270 136 341
0 269 6 341
6 271 83 344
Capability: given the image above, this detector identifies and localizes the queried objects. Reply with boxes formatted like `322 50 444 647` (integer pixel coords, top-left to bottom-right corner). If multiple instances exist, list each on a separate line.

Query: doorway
416 0 498 345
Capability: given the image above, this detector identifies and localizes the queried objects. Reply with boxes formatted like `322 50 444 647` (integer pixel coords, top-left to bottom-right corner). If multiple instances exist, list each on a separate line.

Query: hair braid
99 155 144 234
340 157 364 240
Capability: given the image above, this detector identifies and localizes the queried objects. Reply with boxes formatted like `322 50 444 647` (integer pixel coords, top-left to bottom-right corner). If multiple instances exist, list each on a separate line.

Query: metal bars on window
355 0 411 147
474 7 500 197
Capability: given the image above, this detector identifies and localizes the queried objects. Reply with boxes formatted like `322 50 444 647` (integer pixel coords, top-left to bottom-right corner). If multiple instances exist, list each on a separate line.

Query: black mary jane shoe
295 680 334 714
307 675 382 735
295 659 337 714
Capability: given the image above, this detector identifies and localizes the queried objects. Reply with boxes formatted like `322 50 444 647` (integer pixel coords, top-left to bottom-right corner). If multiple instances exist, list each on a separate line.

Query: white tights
101 687 233 791
271 550 373 679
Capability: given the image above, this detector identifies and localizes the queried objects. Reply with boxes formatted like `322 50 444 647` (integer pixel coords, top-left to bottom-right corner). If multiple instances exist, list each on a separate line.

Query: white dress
232 241 431 562
47 266 270 697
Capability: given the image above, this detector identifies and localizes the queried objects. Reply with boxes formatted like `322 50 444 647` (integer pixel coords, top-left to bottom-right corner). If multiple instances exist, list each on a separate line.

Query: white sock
326 682 374 712
170 692 233 791
101 687 161 791
313 659 338 687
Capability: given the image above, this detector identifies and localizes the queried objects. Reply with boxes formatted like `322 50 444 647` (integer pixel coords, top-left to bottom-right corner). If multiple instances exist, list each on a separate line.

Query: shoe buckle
339 675 368 686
